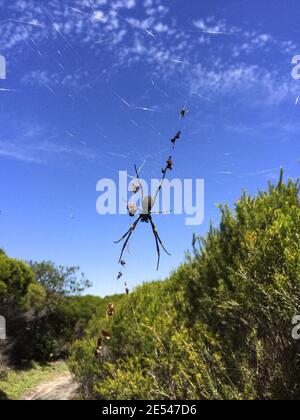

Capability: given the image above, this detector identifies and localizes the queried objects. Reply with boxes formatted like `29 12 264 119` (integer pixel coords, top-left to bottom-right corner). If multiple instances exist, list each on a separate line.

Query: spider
114 161 172 271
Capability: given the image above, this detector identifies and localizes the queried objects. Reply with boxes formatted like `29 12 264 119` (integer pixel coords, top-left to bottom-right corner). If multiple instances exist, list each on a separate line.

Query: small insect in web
120 260 126 267
166 156 173 171
171 131 181 149
127 202 138 217
107 303 115 317
95 331 111 358
114 160 172 271
180 108 189 119
95 338 103 358
117 271 123 280
125 282 130 295
131 182 140 194
102 330 112 340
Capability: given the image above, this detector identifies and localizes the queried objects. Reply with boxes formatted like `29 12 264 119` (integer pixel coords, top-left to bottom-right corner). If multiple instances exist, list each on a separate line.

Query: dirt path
23 372 79 400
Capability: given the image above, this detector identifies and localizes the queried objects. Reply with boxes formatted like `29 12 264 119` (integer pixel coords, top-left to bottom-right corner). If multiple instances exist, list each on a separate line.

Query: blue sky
0 0 299 297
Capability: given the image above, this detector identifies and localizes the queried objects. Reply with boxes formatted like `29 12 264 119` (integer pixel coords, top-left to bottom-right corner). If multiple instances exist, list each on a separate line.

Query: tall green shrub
70 174 300 400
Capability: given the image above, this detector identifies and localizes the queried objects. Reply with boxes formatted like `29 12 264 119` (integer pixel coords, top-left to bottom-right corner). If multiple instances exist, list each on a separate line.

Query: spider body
114 164 171 270
141 214 151 223
141 196 154 215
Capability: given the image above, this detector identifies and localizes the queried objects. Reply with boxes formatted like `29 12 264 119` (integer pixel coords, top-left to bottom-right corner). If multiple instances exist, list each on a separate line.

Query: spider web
0 0 298 298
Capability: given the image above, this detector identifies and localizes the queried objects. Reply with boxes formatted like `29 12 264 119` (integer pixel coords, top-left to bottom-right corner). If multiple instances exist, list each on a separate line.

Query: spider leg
149 217 161 270
151 210 173 215
118 230 135 264
156 231 172 257
134 164 144 200
153 163 169 205
114 217 140 244
115 217 141 264
149 218 171 270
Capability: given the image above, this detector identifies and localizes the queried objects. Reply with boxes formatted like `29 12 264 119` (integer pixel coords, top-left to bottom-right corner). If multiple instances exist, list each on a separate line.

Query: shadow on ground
0 389 9 400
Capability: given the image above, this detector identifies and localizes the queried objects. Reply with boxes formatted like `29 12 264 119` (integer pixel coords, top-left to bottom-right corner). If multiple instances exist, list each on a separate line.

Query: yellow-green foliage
69 173 300 400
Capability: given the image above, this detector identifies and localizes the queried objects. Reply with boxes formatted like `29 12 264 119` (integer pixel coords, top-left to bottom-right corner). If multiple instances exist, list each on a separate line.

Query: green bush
69 173 300 400
0 255 101 363
0 252 45 311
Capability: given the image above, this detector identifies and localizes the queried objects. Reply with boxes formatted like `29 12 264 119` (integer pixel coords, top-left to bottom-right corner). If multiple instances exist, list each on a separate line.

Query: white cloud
193 17 240 35
0 141 45 164
0 115 97 165
0 2 298 106
21 69 91 93
188 63 296 106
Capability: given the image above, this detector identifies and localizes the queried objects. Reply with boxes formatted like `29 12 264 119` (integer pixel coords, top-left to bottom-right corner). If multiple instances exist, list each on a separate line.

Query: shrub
69 173 300 400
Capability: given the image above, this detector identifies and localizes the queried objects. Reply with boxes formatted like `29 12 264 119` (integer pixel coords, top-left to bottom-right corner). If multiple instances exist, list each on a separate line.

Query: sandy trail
23 372 79 401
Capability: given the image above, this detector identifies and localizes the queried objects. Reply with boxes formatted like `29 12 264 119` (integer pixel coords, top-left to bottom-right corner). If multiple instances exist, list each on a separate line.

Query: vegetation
0 251 46 313
69 172 300 400
1 172 299 400
0 362 68 400
0 256 104 364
